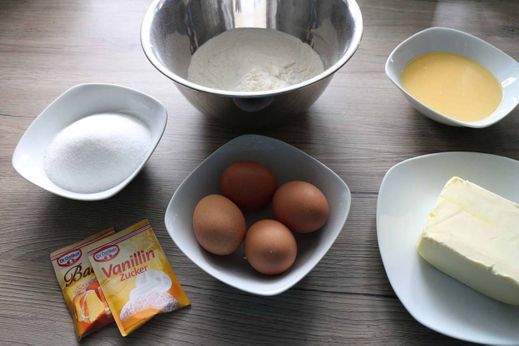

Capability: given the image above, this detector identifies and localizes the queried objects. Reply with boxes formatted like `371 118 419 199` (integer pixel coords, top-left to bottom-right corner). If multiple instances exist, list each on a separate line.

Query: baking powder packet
85 219 190 336
50 228 116 340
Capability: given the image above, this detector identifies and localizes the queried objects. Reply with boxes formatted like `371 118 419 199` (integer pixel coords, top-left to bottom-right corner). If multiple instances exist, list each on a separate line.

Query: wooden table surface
1 0 518 344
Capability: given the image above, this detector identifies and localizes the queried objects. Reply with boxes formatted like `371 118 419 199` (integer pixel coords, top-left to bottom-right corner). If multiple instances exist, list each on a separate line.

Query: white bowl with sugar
12 84 168 201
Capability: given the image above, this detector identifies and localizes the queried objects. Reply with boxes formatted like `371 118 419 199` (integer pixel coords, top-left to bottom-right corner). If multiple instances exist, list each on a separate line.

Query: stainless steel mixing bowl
141 0 363 127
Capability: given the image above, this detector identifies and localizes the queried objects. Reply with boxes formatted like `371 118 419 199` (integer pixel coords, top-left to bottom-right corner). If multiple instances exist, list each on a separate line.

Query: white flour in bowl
44 113 151 193
187 28 324 92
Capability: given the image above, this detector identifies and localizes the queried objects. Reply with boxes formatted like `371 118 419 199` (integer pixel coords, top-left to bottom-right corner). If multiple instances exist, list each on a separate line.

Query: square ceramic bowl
385 27 519 128
164 135 351 296
377 152 519 345
12 83 167 201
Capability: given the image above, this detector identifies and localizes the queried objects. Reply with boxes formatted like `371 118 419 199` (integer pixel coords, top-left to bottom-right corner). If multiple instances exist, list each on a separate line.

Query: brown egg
272 181 329 233
244 220 297 275
192 194 246 255
220 161 277 209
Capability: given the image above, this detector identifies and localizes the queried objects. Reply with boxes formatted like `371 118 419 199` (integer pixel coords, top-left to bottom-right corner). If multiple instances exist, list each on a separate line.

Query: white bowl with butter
385 27 519 128
417 176 519 306
377 152 519 345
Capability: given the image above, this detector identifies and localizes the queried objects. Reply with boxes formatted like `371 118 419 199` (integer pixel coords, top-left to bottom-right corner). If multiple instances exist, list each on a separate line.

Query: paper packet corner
84 219 190 336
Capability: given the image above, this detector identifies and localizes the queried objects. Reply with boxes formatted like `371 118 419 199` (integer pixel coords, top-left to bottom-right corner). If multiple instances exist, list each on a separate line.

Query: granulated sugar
44 113 151 193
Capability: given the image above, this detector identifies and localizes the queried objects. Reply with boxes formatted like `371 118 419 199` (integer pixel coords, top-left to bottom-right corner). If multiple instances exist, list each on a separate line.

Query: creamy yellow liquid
401 52 502 122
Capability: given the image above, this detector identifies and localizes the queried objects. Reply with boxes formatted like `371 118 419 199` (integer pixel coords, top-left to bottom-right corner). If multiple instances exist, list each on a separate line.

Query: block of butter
417 176 519 305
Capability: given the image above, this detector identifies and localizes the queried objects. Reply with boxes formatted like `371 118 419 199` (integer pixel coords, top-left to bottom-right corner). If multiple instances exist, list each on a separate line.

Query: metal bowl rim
140 0 363 98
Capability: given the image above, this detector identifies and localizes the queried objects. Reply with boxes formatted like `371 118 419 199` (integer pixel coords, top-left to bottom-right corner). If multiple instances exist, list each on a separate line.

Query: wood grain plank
0 188 393 296
0 0 517 344
0 261 462 345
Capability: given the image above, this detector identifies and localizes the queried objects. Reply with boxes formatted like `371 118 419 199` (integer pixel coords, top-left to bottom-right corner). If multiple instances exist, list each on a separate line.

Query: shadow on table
406 107 519 159
205 283 318 342
197 109 316 156
41 167 164 238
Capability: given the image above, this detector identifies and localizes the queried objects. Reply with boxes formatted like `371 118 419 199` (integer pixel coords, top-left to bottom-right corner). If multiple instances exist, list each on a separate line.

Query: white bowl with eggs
164 135 351 296
12 83 167 201
385 27 519 128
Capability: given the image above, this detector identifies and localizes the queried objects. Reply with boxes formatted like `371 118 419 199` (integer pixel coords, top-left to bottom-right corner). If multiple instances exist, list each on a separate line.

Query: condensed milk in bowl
385 27 519 128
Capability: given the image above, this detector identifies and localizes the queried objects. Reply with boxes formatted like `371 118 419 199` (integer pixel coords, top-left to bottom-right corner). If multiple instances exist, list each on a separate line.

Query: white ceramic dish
164 134 351 296
377 152 519 345
12 83 167 201
385 27 519 128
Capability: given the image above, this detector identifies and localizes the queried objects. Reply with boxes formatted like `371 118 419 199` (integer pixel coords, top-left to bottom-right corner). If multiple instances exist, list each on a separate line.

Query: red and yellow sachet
50 228 115 340
85 219 190 336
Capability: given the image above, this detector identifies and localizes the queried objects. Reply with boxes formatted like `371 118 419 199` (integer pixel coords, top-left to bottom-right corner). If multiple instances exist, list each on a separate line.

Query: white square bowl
12 83 167 201
377 152 519 345
164 134 351 296
385 27 519 128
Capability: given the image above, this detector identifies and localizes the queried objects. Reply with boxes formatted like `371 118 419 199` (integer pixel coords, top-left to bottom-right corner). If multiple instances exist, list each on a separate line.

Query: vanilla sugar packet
50 228 115 340
85 219 190 336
